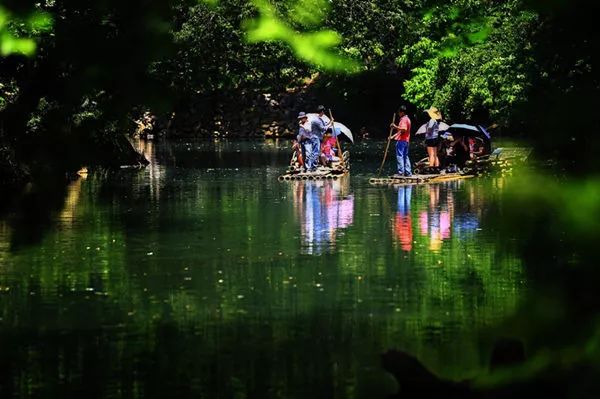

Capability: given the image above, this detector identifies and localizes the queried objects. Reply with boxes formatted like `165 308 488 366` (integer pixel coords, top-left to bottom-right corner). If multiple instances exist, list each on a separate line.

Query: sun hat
425 106 443 120
297 111 307 119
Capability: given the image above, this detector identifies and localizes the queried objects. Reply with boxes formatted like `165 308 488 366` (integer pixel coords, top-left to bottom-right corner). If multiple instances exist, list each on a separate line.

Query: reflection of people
417 185 450 252
390 105 412 177
424 107 443 170
394 186 413 251
292 180 354 255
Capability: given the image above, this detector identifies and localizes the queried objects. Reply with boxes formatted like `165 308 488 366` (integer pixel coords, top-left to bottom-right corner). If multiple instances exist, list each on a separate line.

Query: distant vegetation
0 0 598 176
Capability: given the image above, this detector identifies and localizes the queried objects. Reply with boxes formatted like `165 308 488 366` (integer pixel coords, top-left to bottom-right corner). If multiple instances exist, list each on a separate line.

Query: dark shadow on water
1 175 70 251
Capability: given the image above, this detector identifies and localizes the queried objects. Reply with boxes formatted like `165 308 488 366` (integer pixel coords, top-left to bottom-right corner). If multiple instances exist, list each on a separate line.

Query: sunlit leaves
399 1 537 123
244 0 361 72
287 0 328 28
0 6 53 57
27 11 54 33
467 24 492 44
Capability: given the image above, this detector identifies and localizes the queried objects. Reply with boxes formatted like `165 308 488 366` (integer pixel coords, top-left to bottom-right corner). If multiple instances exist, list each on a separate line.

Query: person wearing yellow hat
424 106 443 172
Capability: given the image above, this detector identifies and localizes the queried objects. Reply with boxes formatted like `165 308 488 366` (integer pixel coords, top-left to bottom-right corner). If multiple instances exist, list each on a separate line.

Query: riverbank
0 134 148 189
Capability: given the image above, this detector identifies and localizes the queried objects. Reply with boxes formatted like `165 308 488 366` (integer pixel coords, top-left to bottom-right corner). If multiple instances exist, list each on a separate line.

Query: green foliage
244 0 361 72
0 6 53 56
0 77 18 111
287 0 328 28
399 1 538 124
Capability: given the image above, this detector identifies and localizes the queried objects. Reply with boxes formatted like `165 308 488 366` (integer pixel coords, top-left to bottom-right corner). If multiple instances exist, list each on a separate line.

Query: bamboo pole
377 113 396 177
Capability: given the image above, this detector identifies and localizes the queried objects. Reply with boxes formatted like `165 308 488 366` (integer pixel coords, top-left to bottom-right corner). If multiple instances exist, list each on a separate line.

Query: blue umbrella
477 125 491 140
448 124 491 140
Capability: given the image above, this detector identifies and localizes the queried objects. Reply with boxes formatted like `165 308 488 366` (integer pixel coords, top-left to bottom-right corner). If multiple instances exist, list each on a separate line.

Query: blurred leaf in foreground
1 33 36 56
0 6 53 57
245 0 361 72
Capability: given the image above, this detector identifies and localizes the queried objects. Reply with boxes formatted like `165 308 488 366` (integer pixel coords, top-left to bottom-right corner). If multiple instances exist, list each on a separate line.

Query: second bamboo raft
369 173 474 186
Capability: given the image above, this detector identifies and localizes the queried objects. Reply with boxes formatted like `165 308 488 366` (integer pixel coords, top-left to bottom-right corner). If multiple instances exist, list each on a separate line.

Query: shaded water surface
0 139 524 398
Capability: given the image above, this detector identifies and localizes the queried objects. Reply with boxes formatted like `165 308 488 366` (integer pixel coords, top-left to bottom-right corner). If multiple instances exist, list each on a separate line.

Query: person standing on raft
424 106 443 172
311 105 333 163
390 105 412 177
297 112 319 172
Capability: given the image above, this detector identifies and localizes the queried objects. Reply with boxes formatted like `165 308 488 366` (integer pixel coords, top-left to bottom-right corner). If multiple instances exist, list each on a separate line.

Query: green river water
0 139 525 398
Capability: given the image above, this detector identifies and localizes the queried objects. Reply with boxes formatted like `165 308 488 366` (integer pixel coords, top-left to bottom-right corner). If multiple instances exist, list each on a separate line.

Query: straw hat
425 106 443 120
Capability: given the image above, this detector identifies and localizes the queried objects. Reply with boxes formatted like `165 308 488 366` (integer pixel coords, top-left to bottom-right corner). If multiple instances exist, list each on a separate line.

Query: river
0 139 525 398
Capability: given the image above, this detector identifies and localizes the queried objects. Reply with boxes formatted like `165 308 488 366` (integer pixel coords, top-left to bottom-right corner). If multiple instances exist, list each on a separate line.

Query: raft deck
369 173 474 186
279 167 348 181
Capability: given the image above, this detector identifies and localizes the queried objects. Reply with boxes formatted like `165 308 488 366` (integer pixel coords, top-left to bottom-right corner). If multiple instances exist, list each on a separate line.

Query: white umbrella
332 122 354 143
415 121 450 135
306 113 353 143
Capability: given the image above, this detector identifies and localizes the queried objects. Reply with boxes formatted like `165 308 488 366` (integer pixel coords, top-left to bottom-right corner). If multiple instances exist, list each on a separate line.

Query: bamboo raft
279 150 350 181
369 173 474 186
278 166 348 181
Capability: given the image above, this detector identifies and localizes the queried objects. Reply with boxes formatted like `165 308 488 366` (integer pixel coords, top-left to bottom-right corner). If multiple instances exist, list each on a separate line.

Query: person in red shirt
390 105 412 176
320 131 340 165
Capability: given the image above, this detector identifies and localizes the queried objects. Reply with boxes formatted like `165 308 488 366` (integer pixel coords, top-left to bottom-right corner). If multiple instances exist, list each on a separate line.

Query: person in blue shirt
297 112 319 171
311 105 333 165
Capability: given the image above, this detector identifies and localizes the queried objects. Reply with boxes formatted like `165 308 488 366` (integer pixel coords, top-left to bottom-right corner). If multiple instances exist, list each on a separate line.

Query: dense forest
1 0 599 184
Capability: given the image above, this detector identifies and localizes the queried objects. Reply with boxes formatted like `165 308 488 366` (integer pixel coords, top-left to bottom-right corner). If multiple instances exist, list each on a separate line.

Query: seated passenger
469 137 486 159
320 131 340 165
291 139 304 167
451 135 470 167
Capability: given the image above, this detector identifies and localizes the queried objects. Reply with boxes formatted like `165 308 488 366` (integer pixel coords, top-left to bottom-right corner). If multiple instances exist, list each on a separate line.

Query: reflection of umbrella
306 113 353 143
415 122 450 135
448 124 491 140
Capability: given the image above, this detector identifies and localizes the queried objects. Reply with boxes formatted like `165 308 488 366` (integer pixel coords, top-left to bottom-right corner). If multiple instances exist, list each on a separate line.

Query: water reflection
58 174 86 225
0 141 525 398
135 139 166 202
393 186 413 251
419 184 453 252
292 179 354 255
393 181 484 253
